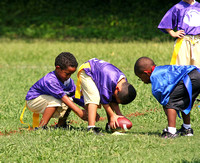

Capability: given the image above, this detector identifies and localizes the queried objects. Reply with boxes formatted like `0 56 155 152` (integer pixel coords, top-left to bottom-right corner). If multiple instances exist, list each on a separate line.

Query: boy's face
55 66 76 82
113 89 121 104
136 72 151 84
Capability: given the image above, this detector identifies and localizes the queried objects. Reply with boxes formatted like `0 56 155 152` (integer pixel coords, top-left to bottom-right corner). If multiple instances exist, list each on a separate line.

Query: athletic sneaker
161 128 179 138
53 123 74 130
177 125 193 136
105 123 111 132
105 123 124 133
87 127 104 135
34 125 48 130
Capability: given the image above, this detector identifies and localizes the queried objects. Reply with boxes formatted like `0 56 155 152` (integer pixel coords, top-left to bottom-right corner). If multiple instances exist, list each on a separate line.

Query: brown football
116 117 132 131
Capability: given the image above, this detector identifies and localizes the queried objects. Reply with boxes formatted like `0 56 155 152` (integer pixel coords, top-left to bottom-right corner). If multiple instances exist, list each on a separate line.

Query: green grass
0 39 200 162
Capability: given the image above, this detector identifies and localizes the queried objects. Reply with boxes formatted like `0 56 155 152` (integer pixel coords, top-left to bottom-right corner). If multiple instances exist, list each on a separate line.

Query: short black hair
55 52 78 69
134 57 155 76
118 82 137 105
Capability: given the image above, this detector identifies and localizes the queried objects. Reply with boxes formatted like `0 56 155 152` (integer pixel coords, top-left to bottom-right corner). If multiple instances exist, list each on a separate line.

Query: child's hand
110 114 124 129
173 30 185 38
166 29 185 38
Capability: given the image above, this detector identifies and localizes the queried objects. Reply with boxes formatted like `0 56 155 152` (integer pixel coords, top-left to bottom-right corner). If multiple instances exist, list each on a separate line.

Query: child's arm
166 29 185 38
110 102 123 116
103 104 123 129
61 95 88 121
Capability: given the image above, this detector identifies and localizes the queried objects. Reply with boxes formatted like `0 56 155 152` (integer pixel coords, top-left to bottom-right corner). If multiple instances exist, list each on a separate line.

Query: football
112 117 132 132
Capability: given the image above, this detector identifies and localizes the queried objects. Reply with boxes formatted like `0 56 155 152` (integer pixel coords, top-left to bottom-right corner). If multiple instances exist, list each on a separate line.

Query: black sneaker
161 128 179 139
177 125 193 136
87 127 104 135
105 122 125 134
34 125 48 130
105 123 111 132
54 123 74 130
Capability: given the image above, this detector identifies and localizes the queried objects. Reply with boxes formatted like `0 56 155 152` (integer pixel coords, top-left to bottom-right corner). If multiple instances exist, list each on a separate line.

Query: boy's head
114 81 137 105
134 57 156 84
55 52 78 82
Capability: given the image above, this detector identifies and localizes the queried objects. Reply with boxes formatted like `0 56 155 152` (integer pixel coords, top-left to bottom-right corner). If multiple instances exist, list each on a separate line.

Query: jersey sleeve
158 6 178 33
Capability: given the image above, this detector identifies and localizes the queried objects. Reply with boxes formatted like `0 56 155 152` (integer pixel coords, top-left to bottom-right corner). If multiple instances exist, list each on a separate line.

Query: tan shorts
79 70 100 105
174 35 200 68
26 95 71 118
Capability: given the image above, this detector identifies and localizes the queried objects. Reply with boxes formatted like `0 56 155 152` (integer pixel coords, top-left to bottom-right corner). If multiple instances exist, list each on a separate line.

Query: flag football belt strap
75 62 91 99
170 36 200 65
170 38 183 65
20 103 39 129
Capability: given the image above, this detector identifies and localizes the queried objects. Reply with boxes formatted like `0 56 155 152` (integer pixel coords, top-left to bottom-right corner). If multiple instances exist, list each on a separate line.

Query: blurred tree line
0 0 180 41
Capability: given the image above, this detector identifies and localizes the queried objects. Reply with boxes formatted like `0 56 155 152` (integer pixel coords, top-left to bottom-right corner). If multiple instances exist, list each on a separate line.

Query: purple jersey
26 71 84 106
83 58 126 104
158 1 200 35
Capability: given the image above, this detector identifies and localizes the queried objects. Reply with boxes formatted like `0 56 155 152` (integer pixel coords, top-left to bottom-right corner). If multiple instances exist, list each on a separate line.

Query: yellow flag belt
170 38 183 65
20 103 39 129
75 62 91 99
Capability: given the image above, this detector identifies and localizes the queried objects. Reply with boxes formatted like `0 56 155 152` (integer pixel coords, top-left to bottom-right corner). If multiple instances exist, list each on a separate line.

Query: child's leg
87 104 98 127
39 107 56 127
57 108 71 127
181 112 190 124
178 112 193 136
27 95 68 128
164 108 177 127
162 108 178 135
79 70 100 128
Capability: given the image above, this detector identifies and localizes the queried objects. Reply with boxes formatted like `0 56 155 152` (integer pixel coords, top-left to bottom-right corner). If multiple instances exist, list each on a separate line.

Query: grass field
0 39 200 162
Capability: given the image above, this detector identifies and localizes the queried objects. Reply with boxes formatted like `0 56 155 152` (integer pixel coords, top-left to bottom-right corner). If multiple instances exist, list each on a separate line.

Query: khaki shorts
79 70 100 105
174 35 200 68
26 95 71 118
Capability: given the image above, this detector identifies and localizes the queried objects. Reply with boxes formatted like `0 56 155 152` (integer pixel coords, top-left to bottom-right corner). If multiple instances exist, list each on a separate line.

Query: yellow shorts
79 70 100 105
26 95 71 118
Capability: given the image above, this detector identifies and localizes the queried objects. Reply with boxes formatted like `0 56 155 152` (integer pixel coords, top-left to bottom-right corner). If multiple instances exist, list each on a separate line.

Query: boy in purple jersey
75 58 136 134
158 0 200 67
26 52 88 129
134 57 200 138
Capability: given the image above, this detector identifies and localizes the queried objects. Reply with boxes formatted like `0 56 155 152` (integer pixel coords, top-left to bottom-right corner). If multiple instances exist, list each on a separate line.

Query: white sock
87 125 95 129
183 123 191 129
168 127 177 134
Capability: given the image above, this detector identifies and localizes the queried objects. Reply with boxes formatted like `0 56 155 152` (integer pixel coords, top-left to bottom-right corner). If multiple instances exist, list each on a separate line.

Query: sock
87 125 95 129
168 127 176 134
183 123 191 129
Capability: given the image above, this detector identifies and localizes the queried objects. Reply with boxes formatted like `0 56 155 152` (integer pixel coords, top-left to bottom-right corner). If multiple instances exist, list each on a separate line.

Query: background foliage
0 0 180 41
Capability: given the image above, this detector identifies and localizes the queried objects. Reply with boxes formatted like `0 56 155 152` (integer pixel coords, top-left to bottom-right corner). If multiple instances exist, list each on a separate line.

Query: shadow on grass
126 131 160 136
1 125 161 136
51 126 161 136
